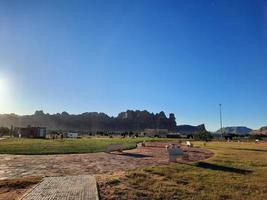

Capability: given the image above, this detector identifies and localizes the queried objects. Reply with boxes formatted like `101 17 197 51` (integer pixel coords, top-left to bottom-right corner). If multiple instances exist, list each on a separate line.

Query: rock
0 110 180 132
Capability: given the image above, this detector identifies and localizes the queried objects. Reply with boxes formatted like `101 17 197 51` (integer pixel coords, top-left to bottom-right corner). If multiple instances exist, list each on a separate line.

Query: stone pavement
0 143 214 180
22 175 98 200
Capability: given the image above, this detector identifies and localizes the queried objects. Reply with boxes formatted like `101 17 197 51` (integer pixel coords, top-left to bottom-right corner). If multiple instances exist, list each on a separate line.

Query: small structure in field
186 141 193 147
106 144 123 153
47 131 62 139
166 144 184 162
14 126 46 138
65 132 78 138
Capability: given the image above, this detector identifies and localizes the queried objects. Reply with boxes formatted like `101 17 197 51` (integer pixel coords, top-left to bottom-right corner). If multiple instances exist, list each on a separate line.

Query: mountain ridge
216 126 252 135
0 110 206 133
251 126 267 136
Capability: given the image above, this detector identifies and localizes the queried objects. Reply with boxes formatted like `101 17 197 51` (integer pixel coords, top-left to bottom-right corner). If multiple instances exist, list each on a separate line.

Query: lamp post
219 104 223 139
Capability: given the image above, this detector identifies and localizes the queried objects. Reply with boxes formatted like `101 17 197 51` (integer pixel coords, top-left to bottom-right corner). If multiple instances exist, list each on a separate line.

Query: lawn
0 137 167 155
98 141 267 200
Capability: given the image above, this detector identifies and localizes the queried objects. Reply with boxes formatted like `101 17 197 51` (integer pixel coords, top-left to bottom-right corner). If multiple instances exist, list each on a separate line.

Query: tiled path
0 142 214 180
22 175 98 200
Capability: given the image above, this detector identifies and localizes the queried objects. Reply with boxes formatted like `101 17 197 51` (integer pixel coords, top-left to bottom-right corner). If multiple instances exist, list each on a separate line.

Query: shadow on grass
230 148 267 153
194 162 253 174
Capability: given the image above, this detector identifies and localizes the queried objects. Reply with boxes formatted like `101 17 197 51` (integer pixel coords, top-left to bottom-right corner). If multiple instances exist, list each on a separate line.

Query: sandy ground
0 176 41 200
0 142 213 180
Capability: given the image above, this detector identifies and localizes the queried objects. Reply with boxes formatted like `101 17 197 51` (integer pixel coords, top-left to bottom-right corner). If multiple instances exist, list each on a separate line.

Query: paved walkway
22 175 98 200
0 142 214 180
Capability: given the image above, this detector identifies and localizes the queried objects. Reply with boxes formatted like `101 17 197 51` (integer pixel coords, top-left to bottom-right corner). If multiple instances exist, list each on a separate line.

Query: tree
195 131 213 141
250 134 263 140
0 127 10 137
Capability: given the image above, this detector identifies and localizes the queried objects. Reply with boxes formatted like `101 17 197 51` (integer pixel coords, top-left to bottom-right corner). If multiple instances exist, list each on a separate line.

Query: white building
66 132 78 138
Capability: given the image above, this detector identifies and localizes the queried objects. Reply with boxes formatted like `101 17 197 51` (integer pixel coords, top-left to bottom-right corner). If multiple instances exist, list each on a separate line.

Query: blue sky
0 0 267 131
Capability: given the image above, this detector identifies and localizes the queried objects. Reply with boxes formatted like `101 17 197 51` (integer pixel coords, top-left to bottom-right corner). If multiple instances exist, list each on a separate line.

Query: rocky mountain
251 126 267 136
0 110 174 132
216 126 252 135
0 110 206 133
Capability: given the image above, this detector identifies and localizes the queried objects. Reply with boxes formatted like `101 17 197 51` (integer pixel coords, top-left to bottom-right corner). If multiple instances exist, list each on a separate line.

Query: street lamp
219 104 223 139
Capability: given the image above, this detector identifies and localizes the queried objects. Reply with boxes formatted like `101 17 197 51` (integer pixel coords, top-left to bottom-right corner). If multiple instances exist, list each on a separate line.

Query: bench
106 144 123 153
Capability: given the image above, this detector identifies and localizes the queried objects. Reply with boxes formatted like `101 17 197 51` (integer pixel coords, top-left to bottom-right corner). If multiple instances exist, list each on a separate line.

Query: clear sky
0 0 267 131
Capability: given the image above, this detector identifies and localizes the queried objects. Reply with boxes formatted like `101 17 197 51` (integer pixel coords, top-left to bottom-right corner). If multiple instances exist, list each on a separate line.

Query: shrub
0 127 10 137
194 131 213 141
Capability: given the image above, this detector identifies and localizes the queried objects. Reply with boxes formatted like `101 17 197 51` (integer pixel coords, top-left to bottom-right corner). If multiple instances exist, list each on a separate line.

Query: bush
194 131 213 141
250 134 265 140
0 127 10 137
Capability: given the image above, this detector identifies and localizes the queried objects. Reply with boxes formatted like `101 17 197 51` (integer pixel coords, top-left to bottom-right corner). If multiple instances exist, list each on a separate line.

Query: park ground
98 141 267 200
0 137 166 155
0 138 266 200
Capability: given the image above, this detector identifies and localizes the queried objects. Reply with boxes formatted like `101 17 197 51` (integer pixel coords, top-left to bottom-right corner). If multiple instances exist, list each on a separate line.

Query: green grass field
0 137 167 155
100 141 267 200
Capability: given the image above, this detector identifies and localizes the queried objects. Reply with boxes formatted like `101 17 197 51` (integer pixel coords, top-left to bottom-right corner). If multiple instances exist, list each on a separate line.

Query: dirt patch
0 142 213 180
0 176 41 200
0 142 213 199
96 142 214 200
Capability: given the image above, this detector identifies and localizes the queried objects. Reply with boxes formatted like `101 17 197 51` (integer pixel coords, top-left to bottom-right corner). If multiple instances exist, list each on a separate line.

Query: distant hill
0 110 206 133
251 126 267 136
216 126 252 135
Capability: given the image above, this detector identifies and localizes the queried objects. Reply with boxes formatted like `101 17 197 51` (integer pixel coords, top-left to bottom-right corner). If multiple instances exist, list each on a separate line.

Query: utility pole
219 104 223 139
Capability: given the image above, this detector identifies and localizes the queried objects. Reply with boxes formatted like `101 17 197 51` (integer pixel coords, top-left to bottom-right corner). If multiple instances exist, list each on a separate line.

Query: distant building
143 129 168 138
166 132 184 138
46 130 62 139
65 132 78 138
14 126 46 138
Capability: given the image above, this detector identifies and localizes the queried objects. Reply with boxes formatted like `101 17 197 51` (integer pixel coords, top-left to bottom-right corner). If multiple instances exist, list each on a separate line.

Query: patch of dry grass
98 142 267 200
0 176 41 200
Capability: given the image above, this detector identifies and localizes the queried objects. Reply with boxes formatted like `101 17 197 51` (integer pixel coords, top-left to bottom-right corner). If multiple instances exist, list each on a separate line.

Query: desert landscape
1 0 267 199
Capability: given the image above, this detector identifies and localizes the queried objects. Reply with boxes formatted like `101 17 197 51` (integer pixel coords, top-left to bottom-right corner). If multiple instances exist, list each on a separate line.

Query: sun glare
0 78 8 95
0 77 11 113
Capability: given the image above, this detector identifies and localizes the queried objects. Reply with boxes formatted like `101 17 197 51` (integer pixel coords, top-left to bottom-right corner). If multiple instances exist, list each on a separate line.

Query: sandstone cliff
0 110 206 133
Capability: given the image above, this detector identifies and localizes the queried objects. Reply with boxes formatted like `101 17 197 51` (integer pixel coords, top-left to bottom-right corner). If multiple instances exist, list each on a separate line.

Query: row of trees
195 131 267 141
194 131 213 141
